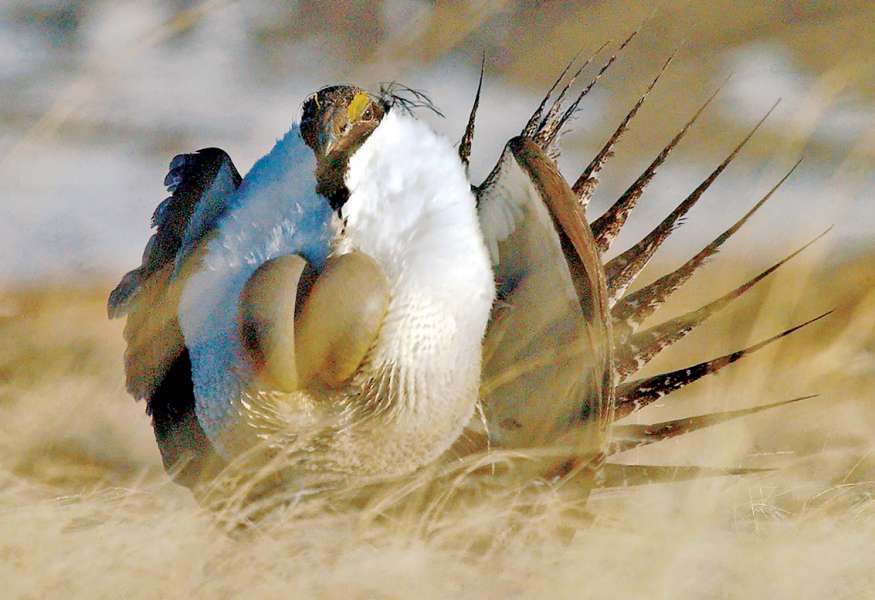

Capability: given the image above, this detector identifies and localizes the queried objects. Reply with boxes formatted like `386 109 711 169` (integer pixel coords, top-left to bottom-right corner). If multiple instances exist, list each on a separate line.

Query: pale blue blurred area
0 0 872 284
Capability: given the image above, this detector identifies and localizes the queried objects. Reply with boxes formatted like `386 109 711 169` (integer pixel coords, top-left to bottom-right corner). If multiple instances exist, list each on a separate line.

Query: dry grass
2 252 874 599
2 1 873 596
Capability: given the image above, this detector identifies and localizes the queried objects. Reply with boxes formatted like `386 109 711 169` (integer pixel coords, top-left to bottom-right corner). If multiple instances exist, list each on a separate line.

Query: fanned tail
613 311 831 420
536 30 639 153
475 47 826 491
589 82 725 252
612 229 830 380
532 43 608 145
603 101 781 305
612 160 803 342
572 51 677 210
608 394 817 454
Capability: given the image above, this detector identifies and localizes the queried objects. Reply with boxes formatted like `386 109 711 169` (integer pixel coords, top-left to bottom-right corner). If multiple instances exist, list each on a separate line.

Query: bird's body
110 40 828 504
114 102 494 491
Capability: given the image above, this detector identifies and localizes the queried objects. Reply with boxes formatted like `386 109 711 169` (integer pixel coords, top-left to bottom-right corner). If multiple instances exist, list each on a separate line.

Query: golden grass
2 252 874 598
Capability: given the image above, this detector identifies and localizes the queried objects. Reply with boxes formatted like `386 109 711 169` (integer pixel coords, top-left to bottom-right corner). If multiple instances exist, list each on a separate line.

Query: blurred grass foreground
2 256 875 597
1 1 874 598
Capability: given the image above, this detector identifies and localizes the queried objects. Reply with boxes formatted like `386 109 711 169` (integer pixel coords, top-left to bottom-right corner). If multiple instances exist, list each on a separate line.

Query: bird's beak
313 104 347 159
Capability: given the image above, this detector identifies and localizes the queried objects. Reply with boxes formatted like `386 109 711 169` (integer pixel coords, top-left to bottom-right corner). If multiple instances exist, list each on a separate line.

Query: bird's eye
362 106 373 120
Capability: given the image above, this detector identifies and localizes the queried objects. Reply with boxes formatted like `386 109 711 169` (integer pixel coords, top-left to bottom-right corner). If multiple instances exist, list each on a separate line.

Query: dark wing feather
108 148 240 486
108 148 241 320
109 147 241 400
147 348 226 488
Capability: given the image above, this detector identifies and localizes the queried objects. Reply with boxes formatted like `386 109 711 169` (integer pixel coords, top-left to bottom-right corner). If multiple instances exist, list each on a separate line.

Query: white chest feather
335 111 495 470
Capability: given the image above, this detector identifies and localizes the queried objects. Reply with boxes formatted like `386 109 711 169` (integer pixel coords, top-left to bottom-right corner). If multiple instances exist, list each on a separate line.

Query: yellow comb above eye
347 92 370 122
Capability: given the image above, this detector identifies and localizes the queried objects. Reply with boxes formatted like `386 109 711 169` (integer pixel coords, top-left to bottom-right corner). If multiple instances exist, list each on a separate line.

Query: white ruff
334 111 496 473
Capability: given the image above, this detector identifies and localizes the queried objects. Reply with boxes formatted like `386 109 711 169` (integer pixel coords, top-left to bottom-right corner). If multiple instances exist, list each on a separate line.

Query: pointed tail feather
612 228 830 380
572 51 677 210
614 311 832 420
458 56 485 169
533 42 608 145
589 82 725 253
608 394 818 454
597 463 771 488
521 49 587 139
611 159 803 342
603 100 781 305
538 30 639 152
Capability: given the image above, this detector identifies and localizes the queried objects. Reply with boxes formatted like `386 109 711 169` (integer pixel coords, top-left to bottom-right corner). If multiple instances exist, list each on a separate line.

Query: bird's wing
108 148 240 485
109 147 241 398
476 136 613 456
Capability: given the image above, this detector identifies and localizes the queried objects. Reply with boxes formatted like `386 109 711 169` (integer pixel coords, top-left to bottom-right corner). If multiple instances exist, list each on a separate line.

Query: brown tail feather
612 228 830 380
589 82 726 253
597 463 771 488
458 56 485 169
603 100 781 305
539 30 639 153
611 159 803 342
608 394 817 454
613 310 831 420
572 51 677 210
521 50 586 139
532 42 608 146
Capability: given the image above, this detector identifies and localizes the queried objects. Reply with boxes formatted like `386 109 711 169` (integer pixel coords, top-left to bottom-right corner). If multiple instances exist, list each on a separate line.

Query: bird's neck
314 121 380 211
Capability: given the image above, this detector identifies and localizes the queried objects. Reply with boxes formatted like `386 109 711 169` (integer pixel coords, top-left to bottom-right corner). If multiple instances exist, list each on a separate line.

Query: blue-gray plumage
177 125 334 456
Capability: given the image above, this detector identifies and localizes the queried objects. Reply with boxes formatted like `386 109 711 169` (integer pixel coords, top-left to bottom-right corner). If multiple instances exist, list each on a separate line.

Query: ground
2 254 874 599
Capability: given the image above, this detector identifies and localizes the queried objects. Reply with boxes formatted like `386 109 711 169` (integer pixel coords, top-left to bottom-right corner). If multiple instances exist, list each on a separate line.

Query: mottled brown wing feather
108 148 240 489
474 135 614 472
109 148 241 400
508 137 614 428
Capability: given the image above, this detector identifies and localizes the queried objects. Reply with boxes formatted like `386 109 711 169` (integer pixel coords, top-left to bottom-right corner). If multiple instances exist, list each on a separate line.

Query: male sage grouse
108 33 828 507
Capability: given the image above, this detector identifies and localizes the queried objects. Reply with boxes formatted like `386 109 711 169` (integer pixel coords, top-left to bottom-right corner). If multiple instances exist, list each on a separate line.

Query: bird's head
301 85 386 159
301 86 386 210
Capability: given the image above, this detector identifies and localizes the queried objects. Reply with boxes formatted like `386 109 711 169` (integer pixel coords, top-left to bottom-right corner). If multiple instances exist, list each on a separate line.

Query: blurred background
0 0 872 283
1 3 874 597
